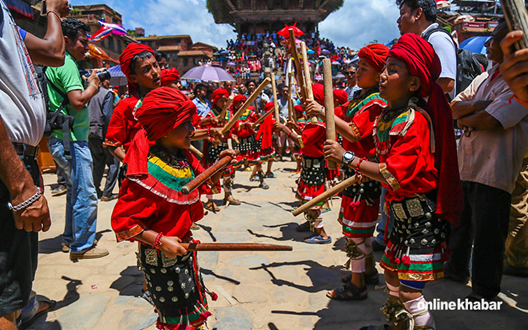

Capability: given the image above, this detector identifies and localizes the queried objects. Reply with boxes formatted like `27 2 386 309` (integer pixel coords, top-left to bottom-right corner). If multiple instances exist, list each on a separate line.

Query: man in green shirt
46 18 108 260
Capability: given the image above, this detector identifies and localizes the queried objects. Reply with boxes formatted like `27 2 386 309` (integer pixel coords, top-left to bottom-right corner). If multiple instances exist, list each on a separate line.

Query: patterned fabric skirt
338 167 382 238
295 156 326 209
234 136 261 166
139 245 209 329
379 194 448 281
256 137 275 162
205 141 235 178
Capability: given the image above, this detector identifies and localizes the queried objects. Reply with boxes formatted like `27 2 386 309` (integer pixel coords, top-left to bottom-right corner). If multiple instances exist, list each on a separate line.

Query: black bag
422 27 483 95
35 65 75 157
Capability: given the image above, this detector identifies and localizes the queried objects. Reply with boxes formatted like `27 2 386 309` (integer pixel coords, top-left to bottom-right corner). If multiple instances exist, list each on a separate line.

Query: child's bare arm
134 230 188 258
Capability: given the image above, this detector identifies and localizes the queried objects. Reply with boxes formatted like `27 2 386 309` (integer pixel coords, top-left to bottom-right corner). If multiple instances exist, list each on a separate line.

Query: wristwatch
342 151 355 169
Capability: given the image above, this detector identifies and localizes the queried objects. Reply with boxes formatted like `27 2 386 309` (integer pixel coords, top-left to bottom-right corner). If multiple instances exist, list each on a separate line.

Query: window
117 39 122 54
108 36 114 51
183 58 188 67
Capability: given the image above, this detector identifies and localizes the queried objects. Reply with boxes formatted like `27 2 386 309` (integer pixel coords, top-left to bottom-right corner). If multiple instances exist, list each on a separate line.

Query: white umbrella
455 15 476 24
436 0 451 9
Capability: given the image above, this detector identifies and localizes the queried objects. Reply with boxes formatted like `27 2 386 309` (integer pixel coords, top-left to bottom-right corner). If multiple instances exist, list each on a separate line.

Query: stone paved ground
30 160 527 330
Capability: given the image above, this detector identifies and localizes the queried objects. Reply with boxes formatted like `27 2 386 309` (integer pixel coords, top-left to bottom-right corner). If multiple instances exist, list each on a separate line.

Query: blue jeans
48 137 98 253
374 187 394 245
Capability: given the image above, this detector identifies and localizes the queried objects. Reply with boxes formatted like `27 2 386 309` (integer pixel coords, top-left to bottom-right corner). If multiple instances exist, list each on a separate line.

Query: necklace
381 106 408 123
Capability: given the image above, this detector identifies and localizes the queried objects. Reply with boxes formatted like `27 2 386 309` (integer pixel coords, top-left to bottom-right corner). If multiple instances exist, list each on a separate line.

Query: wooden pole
271 73 280 123
288 72 294 123
181 155 234 195
292 175 358 216
301 42 317 124
181 242 293 251
289 29 306 101
217 94 235 124
323 58 337 170
501 0 528 50
221 77 271 134
189 145 203 159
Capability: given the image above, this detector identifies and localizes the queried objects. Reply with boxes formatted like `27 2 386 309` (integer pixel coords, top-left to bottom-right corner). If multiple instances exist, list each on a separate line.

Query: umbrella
454 15 475 24
331 60 341 66
226 62 237 66
107 65 128 86
335 73 346 79
213 51 221 56
277 22 304 38
436 0 451 9
459 36 490 55
307 48 315 55
181 65 235 82
221 50 230 55
314 74 323 81
322 49 331 55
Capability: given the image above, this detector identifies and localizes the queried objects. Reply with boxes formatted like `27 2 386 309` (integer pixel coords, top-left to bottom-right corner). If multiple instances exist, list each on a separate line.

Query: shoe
62 239 97 253
101 194 118 202
18 299 56 330
70 247 109 260
204 201 220 212
304 235 332 244
259 182 269 189
372 239 386 252
224 196 241 206
51 184 67 197
342 270 379 285
249 175 260 182
503 263 528 277
327 282 368 300
264 172 276 178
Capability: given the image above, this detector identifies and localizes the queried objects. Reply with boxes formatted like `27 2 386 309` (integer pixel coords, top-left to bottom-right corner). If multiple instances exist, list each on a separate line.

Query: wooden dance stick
501 0 528 50
301 41 317 124
271 73 280 122
323 58 337 170
254 105 275 126
287 72 294 123
292 175 358 216
217 94 235 124
189 145 203 158
181 155 234 195
221 78 271 134
181 242 293 252
289 29 306 101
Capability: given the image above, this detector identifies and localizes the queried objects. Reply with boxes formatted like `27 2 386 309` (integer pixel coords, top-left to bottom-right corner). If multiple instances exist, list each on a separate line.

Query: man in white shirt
397 0 457 97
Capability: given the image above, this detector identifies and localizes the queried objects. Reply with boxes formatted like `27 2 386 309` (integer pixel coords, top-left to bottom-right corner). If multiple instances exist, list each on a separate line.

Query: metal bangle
7 187 42 212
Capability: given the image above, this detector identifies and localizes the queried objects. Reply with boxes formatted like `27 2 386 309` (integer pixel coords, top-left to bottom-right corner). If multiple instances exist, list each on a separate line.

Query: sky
70 0 402 50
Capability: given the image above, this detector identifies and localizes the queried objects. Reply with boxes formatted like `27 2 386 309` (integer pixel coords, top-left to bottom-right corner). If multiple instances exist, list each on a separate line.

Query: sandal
249 175 260 182
341 270 380 285
304 235 332 244
190 223 200 230
204 202 220 212
19 299 56 330
259 182 269 189
224 196 241 206
264 172 276 178
327 283 368 300
296 221 311 232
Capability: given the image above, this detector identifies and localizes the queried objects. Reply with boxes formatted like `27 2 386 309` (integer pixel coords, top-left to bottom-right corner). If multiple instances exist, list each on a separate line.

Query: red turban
212 88 229 105
233 94 247 104
294 104 303 113
389 33 462 225
263 102 275 112
160 68 180 86
119 43 155 92
334 89 348 106
135 87 197 141
358 43 390 73
312 83 325 104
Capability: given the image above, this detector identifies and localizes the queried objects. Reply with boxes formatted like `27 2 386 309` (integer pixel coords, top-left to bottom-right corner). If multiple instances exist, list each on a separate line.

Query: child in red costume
111 87 237 330
308 44 390 301
275 84 332 244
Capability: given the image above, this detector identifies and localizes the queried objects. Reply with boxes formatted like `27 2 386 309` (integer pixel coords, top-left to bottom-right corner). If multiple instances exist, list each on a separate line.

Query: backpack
423 27 483 96
35 65 75 158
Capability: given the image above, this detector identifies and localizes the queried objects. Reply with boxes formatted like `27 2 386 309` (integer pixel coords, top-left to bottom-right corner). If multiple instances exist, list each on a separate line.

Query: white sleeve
428 33 457 81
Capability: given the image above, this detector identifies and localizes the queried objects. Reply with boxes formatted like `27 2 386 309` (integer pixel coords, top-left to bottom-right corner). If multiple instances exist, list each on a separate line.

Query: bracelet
287 130 293 139
207 127 212 137
514 95 528 105
46 10 61 20
7 187 42 212
89 83 99 92
152 232 163 249
356 157 368 179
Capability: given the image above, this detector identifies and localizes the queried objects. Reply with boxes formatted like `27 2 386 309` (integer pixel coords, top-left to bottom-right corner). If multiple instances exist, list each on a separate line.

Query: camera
82 70 111 83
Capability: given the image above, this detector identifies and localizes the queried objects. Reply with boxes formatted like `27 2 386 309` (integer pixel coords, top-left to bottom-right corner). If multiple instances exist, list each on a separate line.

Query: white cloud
71 0 400 50
319 0 401 50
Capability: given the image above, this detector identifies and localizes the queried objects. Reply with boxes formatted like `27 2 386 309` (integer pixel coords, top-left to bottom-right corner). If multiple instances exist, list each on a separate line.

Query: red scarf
389 33 463 225
256 102 275 149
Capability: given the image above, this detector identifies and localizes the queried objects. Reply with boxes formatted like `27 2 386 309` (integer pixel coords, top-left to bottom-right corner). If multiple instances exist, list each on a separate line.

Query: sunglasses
346 71 356 75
